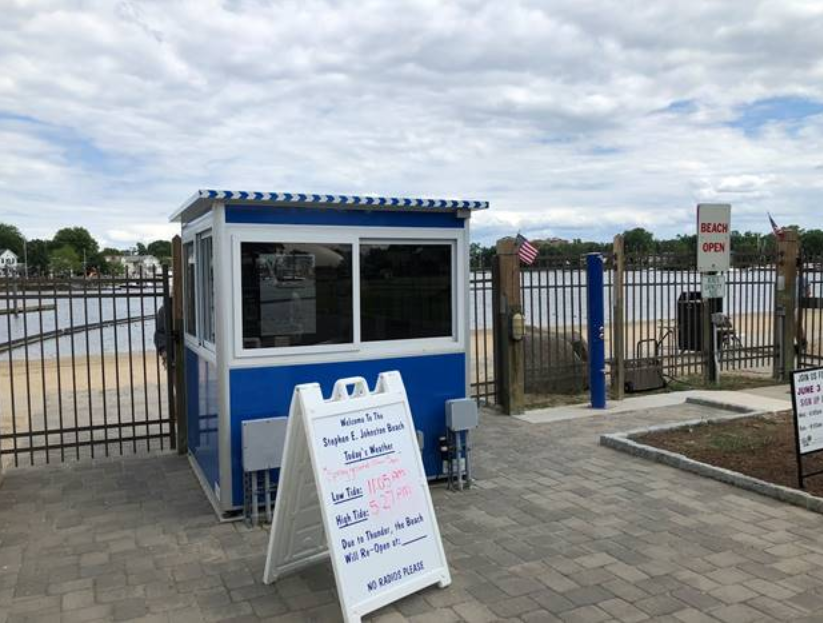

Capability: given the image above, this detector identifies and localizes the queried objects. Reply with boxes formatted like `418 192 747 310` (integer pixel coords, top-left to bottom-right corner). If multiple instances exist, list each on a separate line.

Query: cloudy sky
1 0 822 247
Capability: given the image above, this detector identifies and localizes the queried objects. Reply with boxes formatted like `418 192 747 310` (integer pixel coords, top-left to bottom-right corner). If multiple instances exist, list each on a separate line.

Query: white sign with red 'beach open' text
697 203 731 273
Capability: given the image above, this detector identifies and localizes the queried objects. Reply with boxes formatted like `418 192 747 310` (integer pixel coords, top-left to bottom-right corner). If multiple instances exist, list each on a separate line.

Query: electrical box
510 312 525 341
445 398 479 432
241 417 288 472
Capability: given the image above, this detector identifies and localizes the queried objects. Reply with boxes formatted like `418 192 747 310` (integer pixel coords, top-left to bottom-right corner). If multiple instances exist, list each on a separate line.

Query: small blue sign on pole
586 253 607 409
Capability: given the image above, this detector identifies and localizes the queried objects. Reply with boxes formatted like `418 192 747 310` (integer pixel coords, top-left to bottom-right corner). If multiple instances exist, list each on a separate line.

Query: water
1 291 162 360
470 266 822 331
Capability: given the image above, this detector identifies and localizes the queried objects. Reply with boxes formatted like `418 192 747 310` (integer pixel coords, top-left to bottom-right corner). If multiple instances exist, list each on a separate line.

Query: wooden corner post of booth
491 237 524 415
775 229 800 381
171 235 188 454
611 235 625 400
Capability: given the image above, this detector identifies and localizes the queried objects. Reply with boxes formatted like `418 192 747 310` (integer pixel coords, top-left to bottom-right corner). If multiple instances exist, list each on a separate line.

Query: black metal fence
470 257 495 404
622 252 777 383
800 255 823 369
467 248 784 406
519 254 613 396
1 269 175 467
719 253 778 372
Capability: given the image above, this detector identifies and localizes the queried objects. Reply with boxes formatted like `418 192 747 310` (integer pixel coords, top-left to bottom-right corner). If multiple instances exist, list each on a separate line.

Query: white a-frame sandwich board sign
263 371 451 623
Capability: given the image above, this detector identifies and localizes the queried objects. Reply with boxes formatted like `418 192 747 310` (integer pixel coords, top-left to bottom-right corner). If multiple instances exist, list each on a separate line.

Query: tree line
0 223 172 276
471 226 823 265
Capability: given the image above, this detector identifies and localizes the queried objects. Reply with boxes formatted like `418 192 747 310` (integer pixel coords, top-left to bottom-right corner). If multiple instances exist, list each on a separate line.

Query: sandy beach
0 351 171 465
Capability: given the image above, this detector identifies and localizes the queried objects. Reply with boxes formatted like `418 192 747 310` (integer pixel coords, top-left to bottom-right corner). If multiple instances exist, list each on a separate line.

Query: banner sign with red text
697 203 731 272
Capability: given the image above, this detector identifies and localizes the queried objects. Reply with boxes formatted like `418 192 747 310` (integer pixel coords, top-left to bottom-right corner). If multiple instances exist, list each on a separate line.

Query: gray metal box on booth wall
445 398 478 432
241 417 288 472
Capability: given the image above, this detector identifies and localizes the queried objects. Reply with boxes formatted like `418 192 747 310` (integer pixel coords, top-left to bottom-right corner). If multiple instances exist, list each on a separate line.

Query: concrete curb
683 396 756 414
600 408 823 515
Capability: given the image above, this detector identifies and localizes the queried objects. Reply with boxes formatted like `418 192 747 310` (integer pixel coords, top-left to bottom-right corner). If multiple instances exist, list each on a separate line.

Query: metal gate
620 251 777 383
470 256 496 404
800 254 823 369
1 269 176 467
520 254 601 396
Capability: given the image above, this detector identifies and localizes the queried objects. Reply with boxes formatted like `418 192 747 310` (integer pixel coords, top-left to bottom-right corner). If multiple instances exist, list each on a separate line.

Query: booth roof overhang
170 189 489 224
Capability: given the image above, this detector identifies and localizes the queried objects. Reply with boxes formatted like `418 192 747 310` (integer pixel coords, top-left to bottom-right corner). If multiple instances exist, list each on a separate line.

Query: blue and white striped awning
171 189 488 222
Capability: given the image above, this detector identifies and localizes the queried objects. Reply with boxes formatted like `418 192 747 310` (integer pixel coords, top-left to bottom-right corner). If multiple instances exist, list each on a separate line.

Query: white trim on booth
228 228 359 360
463 219 472 399
182 213 217 357
222 223 466 369
213 202 235 511
183 336 217 364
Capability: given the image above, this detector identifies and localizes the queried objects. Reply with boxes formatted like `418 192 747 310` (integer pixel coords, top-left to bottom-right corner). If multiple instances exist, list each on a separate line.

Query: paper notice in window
258 253 317 337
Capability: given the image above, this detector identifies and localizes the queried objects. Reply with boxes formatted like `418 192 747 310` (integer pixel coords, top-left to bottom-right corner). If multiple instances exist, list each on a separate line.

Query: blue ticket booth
171 190 488 515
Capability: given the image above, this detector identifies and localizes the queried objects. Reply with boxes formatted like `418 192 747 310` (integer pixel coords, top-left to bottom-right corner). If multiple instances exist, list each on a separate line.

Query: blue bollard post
586 253 607 409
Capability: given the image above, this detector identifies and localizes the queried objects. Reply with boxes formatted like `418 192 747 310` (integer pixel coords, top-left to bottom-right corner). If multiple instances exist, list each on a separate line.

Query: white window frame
182 213 217 358
358 238 458 349
183 239 198 341
227 224 465 366
197 230 216 350
231 229 360 358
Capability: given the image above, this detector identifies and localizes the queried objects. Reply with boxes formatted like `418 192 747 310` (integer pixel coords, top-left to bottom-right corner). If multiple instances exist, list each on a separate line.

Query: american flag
768 212 784 240
516 233 538 265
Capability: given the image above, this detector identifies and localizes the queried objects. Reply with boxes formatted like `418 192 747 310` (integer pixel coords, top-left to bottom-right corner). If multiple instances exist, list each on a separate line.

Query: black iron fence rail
0 314 153 355
519 254 602 396
467 248 784 406
800 254 823 369
1 269 175 466
470 259 495 404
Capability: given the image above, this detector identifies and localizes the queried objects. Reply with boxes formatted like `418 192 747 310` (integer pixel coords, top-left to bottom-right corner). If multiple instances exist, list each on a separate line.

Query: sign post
790 367 823 489
263 371 451 623
697 204 731 384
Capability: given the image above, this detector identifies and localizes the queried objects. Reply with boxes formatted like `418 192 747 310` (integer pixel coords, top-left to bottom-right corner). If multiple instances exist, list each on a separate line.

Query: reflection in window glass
241 242 353 349
360 243 453 341
184 241 197 337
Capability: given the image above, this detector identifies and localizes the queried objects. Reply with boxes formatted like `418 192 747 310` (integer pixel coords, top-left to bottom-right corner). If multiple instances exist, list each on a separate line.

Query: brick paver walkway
2 403 823 622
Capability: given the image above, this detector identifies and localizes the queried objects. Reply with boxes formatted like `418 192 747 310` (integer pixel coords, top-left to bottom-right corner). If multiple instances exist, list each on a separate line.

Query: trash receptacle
677 291 702 351
677 290 723 352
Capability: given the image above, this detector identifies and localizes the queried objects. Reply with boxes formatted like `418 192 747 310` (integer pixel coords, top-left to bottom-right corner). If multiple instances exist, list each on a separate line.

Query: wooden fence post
491 237 524 415
611 235 625 400
171 235 188 454
775 229 800 381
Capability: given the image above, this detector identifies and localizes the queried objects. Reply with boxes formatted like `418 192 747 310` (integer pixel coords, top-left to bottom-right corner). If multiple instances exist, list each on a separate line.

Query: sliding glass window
197 232 215 345
360 243 453 342
240 242 353 349
184 241 197 338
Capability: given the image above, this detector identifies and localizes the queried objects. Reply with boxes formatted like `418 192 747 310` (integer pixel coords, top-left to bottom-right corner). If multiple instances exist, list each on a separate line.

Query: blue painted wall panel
228 352 466 507
186 347 220 496
225 204 464 228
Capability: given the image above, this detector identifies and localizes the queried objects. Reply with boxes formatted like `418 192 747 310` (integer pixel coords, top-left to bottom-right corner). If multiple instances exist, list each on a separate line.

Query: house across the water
0 249 19 276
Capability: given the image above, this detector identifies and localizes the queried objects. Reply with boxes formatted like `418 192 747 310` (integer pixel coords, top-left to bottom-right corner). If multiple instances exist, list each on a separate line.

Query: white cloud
105 223 180 247
0 0 821 246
